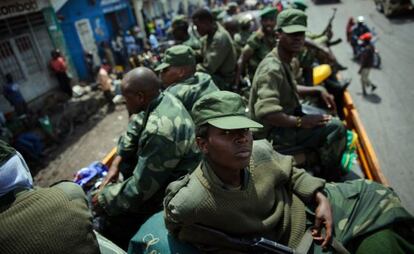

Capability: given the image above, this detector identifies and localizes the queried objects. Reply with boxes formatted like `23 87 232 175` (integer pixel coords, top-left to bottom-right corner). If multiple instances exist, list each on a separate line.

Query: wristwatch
296 116 302 128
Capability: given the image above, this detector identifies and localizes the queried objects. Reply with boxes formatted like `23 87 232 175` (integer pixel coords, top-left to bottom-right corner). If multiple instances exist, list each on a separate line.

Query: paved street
34 105 128 187
307 0 414 213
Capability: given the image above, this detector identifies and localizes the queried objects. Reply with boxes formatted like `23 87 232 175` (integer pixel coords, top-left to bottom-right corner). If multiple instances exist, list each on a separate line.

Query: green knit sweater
165 140 326 250
0 183 100 254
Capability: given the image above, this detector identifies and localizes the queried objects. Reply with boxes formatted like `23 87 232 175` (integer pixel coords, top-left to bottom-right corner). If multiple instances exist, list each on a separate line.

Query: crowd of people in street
1 1 413 254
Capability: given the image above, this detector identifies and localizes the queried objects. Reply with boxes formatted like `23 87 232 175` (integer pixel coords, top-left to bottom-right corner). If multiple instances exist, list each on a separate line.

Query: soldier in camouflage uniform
92 67 200 249
104 45 219 184
236 7 278 86
155 45 219 111
248 9 347 181
192 8 237 91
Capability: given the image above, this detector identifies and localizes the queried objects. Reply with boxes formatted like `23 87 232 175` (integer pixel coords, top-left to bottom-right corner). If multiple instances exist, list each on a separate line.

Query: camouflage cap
155 45 196 71
260 7 278 19
277 8 307 33
191 91 263 129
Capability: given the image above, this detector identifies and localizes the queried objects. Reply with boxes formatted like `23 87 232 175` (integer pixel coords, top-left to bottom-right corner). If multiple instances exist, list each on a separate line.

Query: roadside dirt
33 104 128 187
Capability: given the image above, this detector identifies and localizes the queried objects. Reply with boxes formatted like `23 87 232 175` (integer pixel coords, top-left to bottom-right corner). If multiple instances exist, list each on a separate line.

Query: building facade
56 0 136 80
0 0 69 113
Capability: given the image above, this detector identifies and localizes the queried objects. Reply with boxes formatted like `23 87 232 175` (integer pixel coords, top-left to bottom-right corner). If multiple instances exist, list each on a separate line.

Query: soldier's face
197 126 253 171
193 19 210 36
278 31 305 54
160 66 181 87
122 87 145 115
261 17 276 35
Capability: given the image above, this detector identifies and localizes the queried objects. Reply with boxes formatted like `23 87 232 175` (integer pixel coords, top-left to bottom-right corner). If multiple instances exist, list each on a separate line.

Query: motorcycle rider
351 16 370 57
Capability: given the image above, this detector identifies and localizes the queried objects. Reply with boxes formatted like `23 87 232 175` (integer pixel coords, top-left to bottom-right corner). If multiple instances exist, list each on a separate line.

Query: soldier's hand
320 91 336 113
312 191 333 250
91 193 105 216
100 164 120 190
301 114 332 128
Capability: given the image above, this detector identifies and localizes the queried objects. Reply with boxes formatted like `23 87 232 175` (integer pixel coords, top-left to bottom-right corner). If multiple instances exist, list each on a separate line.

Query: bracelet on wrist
296 116 302 128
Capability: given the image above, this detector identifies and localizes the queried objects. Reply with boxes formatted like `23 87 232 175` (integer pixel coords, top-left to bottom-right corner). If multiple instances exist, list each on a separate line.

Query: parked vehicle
374 0 414 17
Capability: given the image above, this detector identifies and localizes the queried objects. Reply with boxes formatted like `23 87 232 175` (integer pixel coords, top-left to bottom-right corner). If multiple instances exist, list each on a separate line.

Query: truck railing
342 90 388 185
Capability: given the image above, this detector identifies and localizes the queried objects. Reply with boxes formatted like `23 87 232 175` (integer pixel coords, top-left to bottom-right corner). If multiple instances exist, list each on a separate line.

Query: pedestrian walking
49 49 72 97
358 32 377 96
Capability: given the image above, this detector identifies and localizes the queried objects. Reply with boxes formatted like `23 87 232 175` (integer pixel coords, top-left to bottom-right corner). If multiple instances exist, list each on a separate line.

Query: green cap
227 2 238 9
277 8 307 33
239 14 253 25
292 0 308 11
212 7 224 19
191 91 263 129
260 7 278 19
155 45 196 71
172 15 188 27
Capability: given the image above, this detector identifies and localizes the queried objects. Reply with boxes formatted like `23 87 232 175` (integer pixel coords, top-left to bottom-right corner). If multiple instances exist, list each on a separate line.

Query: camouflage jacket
165 72 219 112
116 72 218 161
99 92 200 216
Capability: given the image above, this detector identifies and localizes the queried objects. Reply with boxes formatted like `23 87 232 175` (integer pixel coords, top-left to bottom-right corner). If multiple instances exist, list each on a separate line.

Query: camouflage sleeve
99 134 183 216
253 63 284 120
199 34 231 74
116 113 144 159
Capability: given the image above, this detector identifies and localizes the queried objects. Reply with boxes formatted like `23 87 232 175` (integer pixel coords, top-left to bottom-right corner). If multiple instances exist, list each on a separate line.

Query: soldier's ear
196 136 208 155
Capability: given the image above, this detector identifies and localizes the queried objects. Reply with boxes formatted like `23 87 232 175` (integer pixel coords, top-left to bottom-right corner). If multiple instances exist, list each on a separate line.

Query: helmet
357 16 365 23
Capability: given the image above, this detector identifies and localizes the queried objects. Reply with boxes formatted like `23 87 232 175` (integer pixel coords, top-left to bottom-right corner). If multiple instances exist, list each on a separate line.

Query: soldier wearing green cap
170 15 201 51
235 7 278 86
249 9 347 181
156 45 219 111
234 14 253 54
125 91 414 254
192 8 237 91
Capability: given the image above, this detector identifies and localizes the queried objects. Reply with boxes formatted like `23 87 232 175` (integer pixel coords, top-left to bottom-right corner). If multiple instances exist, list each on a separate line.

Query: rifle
323 8 337 36
187 223 296 254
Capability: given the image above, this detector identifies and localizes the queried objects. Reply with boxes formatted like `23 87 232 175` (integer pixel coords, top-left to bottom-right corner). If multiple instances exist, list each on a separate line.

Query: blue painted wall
58 0 135 80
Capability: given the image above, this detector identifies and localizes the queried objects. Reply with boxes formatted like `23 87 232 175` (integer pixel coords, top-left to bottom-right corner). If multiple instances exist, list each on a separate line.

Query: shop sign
0 0 49 19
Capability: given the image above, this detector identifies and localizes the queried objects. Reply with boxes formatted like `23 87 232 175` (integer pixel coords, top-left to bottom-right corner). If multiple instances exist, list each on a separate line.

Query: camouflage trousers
309 179 414 254
269 118 347 180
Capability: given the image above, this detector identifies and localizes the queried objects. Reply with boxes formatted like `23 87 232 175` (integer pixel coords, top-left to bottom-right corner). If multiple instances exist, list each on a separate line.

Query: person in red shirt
50 49 72 97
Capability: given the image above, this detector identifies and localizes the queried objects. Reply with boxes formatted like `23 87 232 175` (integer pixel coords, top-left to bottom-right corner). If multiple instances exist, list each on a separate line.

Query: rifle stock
188 224 295 254
323 8 337 35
